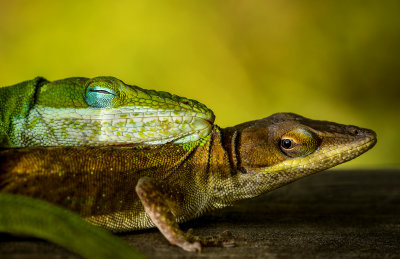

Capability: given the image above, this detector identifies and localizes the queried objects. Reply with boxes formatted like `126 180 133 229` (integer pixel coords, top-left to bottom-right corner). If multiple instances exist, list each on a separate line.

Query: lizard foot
136 177 245 252
186 229 246 248
136 177 202 252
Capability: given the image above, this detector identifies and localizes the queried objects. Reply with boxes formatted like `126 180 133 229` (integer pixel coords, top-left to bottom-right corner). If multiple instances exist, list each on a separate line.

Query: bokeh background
0 1 398 168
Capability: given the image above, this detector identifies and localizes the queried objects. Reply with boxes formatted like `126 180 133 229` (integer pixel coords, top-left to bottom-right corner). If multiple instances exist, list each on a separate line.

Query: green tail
0 193 145 259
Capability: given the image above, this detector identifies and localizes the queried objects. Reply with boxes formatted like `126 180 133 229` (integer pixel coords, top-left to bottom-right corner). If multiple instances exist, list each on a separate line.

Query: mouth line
302 136 377 169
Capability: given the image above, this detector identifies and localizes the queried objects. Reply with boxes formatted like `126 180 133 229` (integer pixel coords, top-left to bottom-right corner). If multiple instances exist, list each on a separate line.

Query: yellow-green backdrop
1 1 398 168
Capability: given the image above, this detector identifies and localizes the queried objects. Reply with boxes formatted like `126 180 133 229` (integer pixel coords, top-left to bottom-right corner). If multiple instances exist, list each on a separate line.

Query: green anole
0 76 214 147
0 77 376 253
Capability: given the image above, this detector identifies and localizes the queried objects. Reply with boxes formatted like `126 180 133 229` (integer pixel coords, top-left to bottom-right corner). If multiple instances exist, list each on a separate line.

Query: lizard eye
281 139 293 149
279 128 319 158
85 86 117 108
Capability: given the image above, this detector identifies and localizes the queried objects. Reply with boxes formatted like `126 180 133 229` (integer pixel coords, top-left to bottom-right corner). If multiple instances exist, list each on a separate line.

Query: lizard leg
135 176 201 252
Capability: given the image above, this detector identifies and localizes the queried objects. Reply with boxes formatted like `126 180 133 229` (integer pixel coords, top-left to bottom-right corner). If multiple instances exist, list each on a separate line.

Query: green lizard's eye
279 128 318 158
85 86 117 108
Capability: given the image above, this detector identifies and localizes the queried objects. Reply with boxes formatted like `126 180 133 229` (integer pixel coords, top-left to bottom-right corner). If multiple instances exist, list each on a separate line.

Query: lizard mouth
267 129 377 176
239 125 377 178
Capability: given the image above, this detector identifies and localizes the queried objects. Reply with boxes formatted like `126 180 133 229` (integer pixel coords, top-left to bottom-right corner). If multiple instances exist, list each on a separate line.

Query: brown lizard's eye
279 128 319 158
281 139 293 149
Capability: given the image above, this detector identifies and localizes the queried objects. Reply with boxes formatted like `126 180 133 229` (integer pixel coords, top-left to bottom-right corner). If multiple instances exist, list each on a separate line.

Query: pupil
281 139 292 149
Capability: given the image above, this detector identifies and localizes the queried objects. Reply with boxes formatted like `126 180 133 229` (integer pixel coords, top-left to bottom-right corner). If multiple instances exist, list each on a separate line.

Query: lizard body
0 77 377 252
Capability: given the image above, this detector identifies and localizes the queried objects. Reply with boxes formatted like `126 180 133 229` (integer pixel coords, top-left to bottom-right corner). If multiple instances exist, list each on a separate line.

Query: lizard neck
210 125 304 206
0 77 47 147
205 125 263 208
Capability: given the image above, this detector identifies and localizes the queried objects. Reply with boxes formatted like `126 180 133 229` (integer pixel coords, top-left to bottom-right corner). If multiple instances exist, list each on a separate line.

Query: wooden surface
1 169 399 258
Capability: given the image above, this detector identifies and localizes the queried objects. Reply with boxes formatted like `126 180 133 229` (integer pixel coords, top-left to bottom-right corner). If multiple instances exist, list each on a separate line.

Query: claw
181 241 202 253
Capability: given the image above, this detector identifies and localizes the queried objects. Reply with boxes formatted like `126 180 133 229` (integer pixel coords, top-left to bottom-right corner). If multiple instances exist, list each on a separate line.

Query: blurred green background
0 1 398 168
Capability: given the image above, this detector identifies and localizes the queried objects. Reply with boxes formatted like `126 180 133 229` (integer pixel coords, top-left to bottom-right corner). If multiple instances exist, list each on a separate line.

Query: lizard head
18 77 214 147
225 113 376 196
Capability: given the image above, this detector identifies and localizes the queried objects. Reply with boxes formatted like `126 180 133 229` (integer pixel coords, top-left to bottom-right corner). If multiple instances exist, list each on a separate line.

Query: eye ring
279 128 319 158
85 86 117 108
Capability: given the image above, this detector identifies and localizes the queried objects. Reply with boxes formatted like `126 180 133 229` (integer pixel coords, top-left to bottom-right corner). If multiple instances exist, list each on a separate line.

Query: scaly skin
0 112 377 252
0 77 214 147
